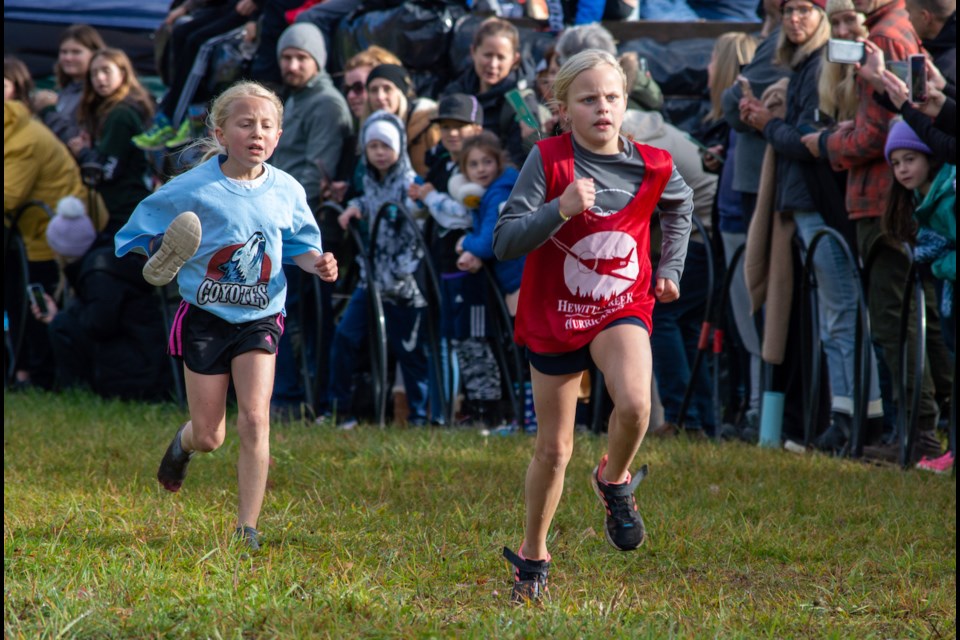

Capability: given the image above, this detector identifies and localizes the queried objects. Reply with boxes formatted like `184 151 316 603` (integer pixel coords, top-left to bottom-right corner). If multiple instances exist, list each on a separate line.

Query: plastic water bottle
758 391 785 448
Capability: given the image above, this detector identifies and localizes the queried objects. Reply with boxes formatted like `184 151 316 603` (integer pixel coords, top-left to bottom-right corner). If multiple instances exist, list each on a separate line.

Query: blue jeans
650 242 714 430
326 287 430 422
794 211 882 417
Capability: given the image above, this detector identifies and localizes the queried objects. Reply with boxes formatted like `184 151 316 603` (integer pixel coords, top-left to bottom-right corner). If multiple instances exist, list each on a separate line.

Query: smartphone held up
908 54 927 103
826 39 866 65
27 283 48 316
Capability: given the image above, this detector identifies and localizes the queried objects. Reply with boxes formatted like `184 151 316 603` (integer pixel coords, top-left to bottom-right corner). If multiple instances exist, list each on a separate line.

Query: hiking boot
682 427 708 441
591 454 648 551
648 421 679 438
234 525 261 552
157 423 193 492
142 211 201 286
814 412 851 455
862 430 943 465
164 119 194 148
740 410 760 444
132 120 174 150
503 546 550 603
916 451 955 475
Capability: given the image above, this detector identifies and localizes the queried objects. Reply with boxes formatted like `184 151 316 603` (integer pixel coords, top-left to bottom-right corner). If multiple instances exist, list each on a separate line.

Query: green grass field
4 389 956 639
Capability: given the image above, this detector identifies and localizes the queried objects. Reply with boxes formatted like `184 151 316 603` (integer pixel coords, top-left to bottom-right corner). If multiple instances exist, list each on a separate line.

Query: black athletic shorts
526 317 649 376
168 301 284 375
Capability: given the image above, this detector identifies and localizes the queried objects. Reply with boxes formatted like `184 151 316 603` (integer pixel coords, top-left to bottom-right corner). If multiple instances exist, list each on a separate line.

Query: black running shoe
591 455 648 551
157 423 193 492
503 547 550 603
235 525 261 552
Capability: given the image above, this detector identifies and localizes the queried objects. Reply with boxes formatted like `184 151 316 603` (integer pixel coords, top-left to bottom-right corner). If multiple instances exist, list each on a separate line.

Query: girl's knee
533 439 574 469
191 427 225 453
616 396 650 429
237 409 270 445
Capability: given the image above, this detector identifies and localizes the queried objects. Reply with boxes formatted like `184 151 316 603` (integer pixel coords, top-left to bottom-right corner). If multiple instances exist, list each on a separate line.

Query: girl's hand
314 252 338 282
738 95 762 123
558 177 595 219
408 182 434 201
858 40 887 93
917 85 946 117
67 131 90 156
741 101 773 131
328 180 348 203
655 277 679 303
880 69 910 109
925 57 946 91
702 144 724 171
236 0 258 16
32 89 59 111
800 132 822 158
456 251 482 273
30 292 58 325
338 206 361 230
519 120 539 141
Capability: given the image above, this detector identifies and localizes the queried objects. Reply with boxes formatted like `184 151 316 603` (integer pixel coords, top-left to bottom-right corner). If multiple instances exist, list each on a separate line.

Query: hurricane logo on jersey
552 231 638 300
196 231 272 309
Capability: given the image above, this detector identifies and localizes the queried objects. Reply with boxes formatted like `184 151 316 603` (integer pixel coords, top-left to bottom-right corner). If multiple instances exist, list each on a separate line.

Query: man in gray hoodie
272 21 353 210
271 22 353 419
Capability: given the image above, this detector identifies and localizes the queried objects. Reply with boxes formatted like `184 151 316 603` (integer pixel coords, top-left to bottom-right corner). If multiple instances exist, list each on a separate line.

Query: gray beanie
277 22 327 70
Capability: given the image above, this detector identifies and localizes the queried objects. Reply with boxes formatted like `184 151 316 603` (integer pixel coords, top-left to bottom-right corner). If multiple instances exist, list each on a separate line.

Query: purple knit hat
884 119 932 163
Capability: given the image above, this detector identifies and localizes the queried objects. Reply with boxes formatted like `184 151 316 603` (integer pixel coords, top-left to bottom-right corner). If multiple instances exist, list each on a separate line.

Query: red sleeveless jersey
514 132 672 353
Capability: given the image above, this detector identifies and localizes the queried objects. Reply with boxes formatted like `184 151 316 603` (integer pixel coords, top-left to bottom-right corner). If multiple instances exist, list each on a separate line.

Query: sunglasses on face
343 82 365 96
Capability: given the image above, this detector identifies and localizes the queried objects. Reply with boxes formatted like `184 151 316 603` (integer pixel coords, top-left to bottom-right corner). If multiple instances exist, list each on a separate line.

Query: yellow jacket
4 100 93 261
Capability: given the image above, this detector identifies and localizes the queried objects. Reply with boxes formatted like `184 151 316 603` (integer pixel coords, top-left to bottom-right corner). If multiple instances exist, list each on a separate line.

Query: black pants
160 1 249 121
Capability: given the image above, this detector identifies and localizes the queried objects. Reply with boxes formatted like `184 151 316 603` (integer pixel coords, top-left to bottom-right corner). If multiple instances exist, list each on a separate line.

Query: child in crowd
453 131 523 307
883 120 955 474
31 197 171 400
442 17 541 167
32 24 106 146
4 55 34 105
68 48 154 237
451 131 529 431
493 50 694 602
409 94 499 426
328 110 433 429
115 81 338 551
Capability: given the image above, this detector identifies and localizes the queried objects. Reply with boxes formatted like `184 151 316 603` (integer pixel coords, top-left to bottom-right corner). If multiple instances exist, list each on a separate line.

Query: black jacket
924 11 956 97
56 247 172 400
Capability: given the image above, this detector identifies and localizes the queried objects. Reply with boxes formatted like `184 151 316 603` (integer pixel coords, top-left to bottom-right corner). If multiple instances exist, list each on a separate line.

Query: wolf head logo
219 232 266 285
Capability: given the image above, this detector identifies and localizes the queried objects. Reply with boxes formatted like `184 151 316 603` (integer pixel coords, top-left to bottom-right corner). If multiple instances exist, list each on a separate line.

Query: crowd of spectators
4 0 955 471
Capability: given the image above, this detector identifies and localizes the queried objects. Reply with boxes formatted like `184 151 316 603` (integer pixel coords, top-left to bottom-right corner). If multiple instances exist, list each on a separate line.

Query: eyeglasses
783 5 815 18
343 82 365 96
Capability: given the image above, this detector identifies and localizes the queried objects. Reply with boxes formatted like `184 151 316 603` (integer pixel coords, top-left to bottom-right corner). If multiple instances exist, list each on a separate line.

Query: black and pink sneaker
591 454 648 551
503 546 550 604
157 423 194 492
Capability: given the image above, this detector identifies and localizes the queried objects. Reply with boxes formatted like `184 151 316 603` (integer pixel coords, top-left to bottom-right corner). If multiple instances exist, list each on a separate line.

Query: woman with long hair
33 24 106 146
69 48 154 237
740 0 883 452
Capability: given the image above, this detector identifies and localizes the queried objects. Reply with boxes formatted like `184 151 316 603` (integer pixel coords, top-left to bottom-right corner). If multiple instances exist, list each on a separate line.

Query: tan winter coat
743 78 794 365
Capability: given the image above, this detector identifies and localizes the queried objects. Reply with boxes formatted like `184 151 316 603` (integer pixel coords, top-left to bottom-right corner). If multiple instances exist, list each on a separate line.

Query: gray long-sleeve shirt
721 27 790 194
493 134 694 287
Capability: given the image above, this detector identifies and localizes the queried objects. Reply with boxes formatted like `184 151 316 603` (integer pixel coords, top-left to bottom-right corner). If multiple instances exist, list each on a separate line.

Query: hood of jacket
4 100 32 145
620 109 667 145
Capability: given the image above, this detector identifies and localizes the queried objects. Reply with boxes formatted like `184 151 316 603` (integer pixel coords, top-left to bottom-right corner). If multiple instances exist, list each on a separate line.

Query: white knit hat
364 119 402 155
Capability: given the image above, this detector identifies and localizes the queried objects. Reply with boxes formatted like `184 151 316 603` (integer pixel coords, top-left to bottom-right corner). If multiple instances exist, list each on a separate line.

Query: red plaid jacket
824 0 923 220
